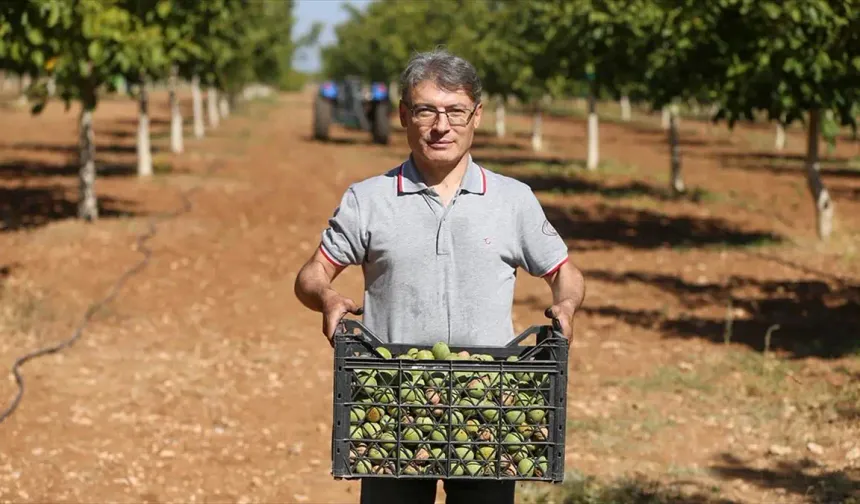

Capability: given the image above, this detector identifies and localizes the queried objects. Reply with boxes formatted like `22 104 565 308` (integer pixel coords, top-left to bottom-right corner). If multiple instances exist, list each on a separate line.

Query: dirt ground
0 87 858 504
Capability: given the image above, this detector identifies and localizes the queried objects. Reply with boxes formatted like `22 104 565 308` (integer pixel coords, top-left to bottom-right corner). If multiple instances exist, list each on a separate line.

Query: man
294 49 586 504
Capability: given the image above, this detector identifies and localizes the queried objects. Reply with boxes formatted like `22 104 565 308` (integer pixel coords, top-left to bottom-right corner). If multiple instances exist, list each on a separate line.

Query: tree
1 0 165 220
705 0 858 240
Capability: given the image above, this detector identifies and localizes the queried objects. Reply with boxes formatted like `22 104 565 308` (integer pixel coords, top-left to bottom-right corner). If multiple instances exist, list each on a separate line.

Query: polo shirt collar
398 155 487 195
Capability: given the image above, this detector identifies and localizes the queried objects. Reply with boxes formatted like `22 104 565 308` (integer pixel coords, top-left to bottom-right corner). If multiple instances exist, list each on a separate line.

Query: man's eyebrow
412 103 472 109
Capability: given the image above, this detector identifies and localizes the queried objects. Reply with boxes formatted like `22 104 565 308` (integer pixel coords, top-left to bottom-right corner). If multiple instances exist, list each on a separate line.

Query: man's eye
415 109 437 118
447 109 468 118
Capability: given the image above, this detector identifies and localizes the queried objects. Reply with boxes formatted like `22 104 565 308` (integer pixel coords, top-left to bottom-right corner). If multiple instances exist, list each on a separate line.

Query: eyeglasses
406 103 479 127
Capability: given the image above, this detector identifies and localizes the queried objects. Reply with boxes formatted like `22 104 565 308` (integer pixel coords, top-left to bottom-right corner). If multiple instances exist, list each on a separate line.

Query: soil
0 87 857 504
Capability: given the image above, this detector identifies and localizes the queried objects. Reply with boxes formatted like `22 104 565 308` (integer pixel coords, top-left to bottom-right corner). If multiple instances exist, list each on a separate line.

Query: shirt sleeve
515 188 569 277
320 186 366 266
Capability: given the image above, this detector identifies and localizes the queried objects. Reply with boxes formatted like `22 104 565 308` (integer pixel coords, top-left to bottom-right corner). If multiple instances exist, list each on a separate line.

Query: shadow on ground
473 154 575 167
711 152 860 178
710 453 860 503
1 141 163 156
548 470 738 504
543 203 781 251
0 185 139 232
571 269 860 359
0 159 160 179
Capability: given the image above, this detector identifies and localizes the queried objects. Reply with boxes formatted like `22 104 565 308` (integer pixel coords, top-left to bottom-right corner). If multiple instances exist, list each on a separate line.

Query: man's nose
433 112 451 132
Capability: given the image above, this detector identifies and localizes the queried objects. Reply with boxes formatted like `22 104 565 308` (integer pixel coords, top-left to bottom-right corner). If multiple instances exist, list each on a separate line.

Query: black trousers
359 479 515 504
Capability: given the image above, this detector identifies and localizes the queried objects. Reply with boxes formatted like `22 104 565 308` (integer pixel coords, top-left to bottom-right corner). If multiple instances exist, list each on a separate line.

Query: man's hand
545 300 576 342
321 288 363 346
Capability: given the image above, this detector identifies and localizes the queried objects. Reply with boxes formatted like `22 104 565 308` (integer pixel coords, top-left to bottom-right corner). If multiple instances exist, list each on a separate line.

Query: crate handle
506 325 558 347
333 318 391 358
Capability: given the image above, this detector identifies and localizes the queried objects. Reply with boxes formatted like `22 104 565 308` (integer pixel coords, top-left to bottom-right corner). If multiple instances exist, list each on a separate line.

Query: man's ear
473 102 483 130
399 101 409 128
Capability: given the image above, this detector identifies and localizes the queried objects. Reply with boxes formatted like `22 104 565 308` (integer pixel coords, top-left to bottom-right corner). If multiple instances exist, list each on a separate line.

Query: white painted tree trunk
587 89 599 171
207 86 220 129
805 109 834 240
662 106 670 129
219 95 230 118
78 107 98 221
669 105 685 195
192 74 204 139
531 110 543 152
169 66 183 154
495 101 506 138
16 74 31 106
620 95 631 122
137 78 153 177
775 121 786 151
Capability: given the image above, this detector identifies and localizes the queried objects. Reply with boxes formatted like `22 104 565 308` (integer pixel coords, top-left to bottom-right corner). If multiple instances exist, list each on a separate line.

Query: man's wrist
555 298 577 313
319 287 339 308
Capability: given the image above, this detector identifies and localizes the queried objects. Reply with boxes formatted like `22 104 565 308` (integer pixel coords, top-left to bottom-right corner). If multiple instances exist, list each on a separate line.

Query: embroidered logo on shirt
484 237 492 245
542 220 559 237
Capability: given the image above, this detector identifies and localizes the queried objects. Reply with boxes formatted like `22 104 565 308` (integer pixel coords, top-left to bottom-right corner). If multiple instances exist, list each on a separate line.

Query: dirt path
0 90 857 503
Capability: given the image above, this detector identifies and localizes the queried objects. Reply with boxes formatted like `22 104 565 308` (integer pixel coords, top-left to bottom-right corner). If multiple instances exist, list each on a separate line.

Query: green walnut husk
354 459 373 474
350 406 366 424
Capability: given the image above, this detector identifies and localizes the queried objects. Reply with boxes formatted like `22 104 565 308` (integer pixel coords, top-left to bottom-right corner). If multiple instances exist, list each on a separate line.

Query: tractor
313 77 392 145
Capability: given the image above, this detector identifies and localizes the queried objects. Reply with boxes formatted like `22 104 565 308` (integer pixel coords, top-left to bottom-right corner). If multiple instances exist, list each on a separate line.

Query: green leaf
87 41 102 62
156 1 171 19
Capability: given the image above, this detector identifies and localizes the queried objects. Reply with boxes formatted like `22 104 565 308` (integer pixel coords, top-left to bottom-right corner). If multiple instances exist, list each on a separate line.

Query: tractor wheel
313 95 332 141
371 101 390 145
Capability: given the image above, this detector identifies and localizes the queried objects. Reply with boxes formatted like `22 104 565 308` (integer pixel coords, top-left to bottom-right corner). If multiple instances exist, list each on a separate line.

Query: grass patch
153 160 173 175
624 365 714 394
0 279 51 334
596 159 639 176
518 470 731 504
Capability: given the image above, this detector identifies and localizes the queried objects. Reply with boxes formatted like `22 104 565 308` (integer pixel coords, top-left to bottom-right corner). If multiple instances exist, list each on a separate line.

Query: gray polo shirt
320 154 569 347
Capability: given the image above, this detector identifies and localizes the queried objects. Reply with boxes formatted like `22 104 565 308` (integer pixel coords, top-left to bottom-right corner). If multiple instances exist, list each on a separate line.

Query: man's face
399 80 482 167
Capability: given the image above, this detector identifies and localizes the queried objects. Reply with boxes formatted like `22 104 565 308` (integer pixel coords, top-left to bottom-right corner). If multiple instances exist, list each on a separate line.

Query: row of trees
321 0 859 240
0 0 319 221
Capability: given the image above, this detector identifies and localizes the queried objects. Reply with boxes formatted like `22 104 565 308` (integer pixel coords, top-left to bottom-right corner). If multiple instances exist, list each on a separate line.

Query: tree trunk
207 86 220 129
531 108 543 152
587 85 599 171
219 95 230 118
192 74 204 139
20 73 31 94
169 66 183 154
775 121 786 151
661 106 670 129
620 95 631 122
669 104 685 195
137 77 153 177
805 109 834 240
78 105 98 221
495 100 506 138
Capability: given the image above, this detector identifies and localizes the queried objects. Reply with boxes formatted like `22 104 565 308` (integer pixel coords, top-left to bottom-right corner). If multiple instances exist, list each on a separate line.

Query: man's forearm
294 260 336 313
549 261 586 312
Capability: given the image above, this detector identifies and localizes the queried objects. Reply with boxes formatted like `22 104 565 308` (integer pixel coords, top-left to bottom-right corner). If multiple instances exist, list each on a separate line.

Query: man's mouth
427 139 453 149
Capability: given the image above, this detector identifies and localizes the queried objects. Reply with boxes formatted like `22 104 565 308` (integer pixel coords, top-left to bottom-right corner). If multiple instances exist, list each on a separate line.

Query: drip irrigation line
0 185 200 425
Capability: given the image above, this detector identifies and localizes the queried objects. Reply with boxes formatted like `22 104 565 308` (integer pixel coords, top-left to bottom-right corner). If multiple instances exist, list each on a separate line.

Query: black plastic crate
330 319 569 482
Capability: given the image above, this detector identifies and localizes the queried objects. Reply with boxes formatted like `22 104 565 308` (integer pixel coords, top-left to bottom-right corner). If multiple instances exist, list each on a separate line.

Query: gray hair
399 48 482 106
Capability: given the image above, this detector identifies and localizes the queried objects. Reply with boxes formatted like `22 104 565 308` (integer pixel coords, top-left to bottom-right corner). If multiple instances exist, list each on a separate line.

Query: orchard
0 1 858 503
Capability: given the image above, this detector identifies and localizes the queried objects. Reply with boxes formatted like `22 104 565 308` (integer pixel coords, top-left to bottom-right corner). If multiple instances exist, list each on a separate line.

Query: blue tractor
313 77 392 145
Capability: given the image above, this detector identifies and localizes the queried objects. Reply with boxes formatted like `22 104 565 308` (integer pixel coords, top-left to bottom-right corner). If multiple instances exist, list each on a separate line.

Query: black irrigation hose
0 186 199 425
